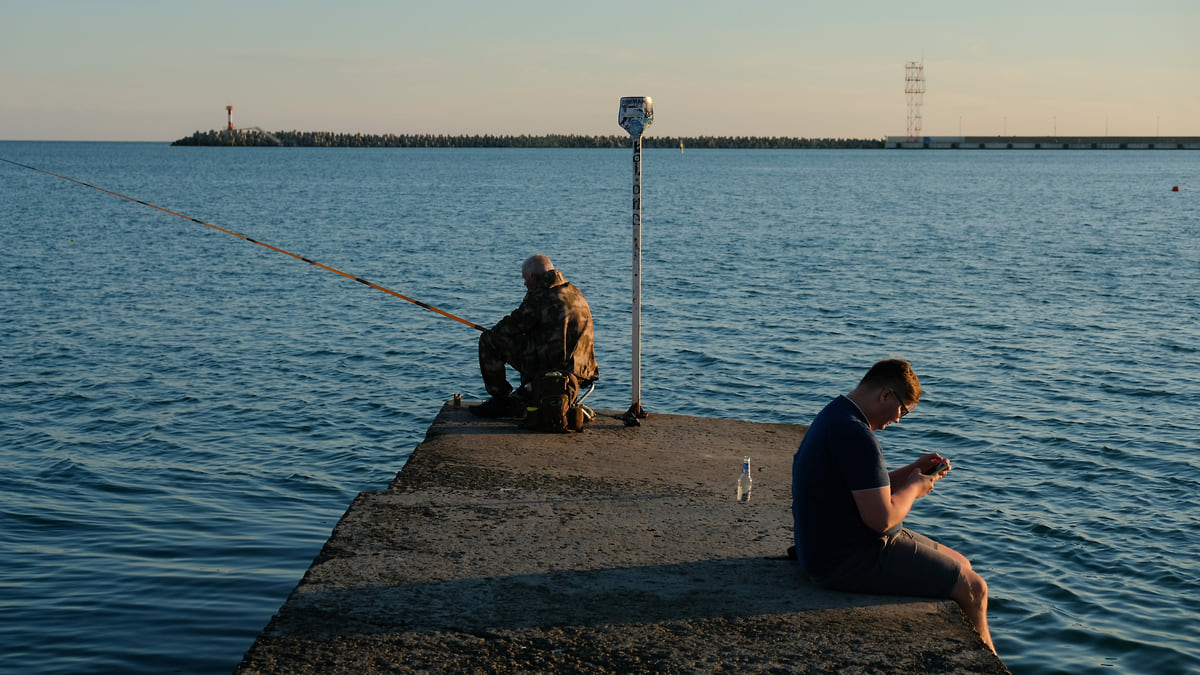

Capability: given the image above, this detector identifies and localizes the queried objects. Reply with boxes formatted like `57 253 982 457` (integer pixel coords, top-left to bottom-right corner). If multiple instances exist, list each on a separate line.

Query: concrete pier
235 404 1009 673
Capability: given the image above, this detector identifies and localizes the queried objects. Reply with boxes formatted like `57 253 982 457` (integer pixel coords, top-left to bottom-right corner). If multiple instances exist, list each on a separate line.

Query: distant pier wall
887 135 1200 150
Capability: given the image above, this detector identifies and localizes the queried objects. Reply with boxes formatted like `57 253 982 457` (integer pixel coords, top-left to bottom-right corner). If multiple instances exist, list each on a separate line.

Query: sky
2 0 1197 142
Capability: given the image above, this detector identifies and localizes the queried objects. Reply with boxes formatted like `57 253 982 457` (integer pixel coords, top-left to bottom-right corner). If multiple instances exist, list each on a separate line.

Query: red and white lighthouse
226 105 233 131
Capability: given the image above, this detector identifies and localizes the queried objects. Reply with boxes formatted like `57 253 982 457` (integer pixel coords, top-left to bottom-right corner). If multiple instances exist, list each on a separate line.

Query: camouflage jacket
489 269 598 384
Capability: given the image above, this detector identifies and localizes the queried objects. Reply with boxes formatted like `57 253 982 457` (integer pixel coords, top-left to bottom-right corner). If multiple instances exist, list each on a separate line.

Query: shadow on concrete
423 405 633 439
269 555 933 639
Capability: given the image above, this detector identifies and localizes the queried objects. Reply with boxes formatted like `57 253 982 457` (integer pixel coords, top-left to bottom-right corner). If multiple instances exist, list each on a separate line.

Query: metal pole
618 96 653 425
631 133 644 418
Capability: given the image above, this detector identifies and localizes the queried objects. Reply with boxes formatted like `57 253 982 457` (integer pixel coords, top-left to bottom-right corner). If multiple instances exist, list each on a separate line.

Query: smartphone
924 460 950 476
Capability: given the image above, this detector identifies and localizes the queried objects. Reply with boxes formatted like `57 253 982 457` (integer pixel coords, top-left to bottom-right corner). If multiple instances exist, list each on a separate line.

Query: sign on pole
618 96 653 425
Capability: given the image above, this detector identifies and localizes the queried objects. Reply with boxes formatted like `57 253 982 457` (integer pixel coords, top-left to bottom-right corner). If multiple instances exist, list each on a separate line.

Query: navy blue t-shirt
791 395 894 576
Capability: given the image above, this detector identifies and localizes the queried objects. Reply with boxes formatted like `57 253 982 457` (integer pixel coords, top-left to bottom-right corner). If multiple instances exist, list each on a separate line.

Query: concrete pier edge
235 403 1009 673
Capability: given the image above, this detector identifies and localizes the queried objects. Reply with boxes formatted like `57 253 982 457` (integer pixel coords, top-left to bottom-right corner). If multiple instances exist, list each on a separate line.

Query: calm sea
1 142 1197 674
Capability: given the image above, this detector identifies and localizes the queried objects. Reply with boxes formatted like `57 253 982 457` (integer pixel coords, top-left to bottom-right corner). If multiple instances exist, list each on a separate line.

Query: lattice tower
905 61 925 142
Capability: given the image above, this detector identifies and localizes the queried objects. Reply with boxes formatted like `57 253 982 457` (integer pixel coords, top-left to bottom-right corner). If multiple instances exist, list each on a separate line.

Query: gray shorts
812 529 960 599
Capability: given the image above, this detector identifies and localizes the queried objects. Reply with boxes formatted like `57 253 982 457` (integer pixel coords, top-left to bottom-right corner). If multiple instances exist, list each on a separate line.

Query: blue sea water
1 142 1198 674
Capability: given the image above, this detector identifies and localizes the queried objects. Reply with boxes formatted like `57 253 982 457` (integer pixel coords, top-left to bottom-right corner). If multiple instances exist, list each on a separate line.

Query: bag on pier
520 370 587 433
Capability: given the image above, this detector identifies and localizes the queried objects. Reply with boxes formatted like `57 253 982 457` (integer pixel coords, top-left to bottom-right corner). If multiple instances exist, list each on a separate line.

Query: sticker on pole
618 97 654 137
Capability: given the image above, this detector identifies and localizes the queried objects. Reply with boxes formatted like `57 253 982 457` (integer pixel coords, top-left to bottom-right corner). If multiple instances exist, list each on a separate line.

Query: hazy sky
2 0 1196 141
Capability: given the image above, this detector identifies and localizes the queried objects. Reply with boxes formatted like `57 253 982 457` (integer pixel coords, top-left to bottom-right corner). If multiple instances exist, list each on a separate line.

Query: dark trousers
478 330 525 398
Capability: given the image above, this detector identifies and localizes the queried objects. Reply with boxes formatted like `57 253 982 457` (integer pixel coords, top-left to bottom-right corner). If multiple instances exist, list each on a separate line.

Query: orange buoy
1172 186 1180 191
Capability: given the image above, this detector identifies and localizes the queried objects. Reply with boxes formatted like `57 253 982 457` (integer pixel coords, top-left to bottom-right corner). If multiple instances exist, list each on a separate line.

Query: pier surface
236 404 1008 673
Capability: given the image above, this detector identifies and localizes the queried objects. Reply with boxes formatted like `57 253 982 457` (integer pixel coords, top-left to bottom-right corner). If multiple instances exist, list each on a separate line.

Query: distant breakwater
171 130 885 149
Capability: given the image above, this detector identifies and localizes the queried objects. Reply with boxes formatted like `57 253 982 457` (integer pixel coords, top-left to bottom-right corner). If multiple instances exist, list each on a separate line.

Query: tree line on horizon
171 129 885 149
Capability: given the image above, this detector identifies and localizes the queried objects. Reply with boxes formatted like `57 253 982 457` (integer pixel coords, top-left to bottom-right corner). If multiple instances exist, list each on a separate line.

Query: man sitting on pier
470 254 598 418
790 359 994 653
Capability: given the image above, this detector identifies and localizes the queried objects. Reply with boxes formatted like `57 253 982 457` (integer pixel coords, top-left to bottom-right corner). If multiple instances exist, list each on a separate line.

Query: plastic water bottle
736 456 752 502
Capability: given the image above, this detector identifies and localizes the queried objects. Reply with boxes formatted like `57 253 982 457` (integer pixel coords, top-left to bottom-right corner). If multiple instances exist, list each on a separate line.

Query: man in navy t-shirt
791 359 994 654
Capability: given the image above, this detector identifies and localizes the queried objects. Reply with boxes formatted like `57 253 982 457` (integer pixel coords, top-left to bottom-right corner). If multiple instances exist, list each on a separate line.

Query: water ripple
3 144 1199 674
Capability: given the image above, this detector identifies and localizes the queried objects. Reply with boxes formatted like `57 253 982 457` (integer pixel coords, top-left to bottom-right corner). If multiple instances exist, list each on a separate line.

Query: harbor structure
895 59 1196 149
887 135 1200 149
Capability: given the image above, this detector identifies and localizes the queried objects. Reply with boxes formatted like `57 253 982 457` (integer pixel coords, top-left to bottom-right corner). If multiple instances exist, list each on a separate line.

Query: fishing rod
1 157 486 332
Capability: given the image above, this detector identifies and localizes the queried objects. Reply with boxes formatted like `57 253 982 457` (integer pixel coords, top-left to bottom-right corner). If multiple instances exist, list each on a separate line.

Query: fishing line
1 157 485 332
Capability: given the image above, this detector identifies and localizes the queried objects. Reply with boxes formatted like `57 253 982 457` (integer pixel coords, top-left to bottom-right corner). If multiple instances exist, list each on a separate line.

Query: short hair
522 254 554 277
859 358 921 405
